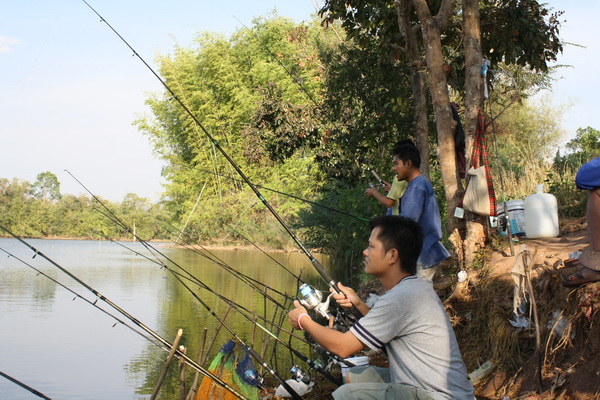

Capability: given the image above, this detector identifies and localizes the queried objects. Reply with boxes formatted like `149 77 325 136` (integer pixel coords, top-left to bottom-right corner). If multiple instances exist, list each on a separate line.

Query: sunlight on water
0 238 327 399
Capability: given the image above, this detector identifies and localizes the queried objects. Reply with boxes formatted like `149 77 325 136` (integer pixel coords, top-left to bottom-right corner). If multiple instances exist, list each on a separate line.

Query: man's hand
364 187 379 198
332 282 370 316
288 300 308 330
287 298 365 358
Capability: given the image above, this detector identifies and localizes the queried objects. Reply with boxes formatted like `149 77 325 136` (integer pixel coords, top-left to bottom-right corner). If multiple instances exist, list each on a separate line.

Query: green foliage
0 175 171 240
549 126 600 218
320 0 565 91
298 182 379 287
488 94 566 200
479 0 564 71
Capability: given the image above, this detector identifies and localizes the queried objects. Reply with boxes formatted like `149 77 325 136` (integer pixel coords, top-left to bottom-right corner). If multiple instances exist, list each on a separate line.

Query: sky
1 0 598 203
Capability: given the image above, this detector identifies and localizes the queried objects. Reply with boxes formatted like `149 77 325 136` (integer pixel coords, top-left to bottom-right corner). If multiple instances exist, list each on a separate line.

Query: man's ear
388 248 399 264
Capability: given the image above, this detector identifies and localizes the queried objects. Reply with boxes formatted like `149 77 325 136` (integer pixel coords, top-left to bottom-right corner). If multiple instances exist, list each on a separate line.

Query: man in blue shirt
393 142 449 281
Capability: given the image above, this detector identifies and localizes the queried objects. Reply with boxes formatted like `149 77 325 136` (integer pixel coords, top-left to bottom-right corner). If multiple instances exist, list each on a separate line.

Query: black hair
369 215 423 275
392 142 421 169
393 138 415 151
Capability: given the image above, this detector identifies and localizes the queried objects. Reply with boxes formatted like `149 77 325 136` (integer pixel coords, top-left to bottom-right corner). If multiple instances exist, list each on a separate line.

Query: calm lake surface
0 238 330 399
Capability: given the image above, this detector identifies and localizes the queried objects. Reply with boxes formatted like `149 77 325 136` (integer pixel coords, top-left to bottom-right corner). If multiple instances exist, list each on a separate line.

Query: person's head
393 139 415 152
364 215 423 276
392 143 420 181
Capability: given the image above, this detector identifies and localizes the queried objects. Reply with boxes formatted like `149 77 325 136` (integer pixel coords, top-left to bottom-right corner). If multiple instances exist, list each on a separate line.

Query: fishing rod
104 237 344 387
93 218 347 386
79 0 363 320
0 248 164 349
195 167 369 222
104 235 298 331
95 214 294 306
64 174 303 400
85 190 346 387
167 229 297 304
226 226 307 283
0 370 52 400
0 226 248 400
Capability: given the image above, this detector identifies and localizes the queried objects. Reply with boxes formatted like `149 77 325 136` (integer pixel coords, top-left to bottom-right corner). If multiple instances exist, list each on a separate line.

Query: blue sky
1 0 597 202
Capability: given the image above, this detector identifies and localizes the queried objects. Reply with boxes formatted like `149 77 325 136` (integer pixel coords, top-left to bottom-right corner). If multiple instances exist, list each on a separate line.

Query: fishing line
78 1 363 320
64 173 303 399
95 228 345 385
0 226 248 399
165 219 308 290
226 226 307 283
0 247 164 349
89 199 345 386
166 219 296 295
195 167 369 222
101 237 301 338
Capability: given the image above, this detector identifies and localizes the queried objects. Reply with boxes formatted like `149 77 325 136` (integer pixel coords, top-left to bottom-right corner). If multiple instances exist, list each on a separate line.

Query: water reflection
0 238 328 399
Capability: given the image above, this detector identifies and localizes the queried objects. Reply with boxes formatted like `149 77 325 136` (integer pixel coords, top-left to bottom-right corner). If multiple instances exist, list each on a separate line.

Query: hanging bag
460 113 497 216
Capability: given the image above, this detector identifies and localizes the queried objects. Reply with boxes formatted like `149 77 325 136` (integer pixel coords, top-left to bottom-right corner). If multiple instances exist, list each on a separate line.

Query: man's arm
288 301 365 358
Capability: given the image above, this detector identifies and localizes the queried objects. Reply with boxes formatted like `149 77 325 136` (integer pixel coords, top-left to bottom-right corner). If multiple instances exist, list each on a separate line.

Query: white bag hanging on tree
463 166 492 216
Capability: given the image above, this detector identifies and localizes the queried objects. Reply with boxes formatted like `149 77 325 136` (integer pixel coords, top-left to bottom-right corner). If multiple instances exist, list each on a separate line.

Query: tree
319 0 564 267
30 171 61 202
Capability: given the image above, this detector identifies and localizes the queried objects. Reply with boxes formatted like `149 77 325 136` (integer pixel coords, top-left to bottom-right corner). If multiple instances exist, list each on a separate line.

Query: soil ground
262 218 600 399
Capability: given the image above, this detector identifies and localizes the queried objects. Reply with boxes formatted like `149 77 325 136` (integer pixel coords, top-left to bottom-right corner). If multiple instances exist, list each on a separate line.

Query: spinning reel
297 283 334 319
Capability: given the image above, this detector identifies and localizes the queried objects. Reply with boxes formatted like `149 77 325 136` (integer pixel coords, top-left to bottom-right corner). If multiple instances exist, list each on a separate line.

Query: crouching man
288 216 474 399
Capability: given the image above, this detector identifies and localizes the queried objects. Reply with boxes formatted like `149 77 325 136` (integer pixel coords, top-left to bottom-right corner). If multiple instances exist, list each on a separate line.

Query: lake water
0 238 330 399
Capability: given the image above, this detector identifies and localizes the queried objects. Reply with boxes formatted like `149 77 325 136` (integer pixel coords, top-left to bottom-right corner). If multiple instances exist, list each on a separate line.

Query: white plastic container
497 200 526 236
524 184 559 238
341 356 369 378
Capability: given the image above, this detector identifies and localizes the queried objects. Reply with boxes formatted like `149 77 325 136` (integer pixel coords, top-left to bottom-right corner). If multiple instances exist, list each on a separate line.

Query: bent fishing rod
80 0 363 319
0 226 248 400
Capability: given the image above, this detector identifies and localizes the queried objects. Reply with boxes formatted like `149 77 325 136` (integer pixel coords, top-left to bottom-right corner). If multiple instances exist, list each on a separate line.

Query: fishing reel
298 283 333 319
289 365 311 384
243 368 263 388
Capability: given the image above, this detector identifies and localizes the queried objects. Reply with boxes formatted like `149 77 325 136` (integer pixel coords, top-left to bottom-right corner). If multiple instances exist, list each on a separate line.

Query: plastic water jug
524 184 559 238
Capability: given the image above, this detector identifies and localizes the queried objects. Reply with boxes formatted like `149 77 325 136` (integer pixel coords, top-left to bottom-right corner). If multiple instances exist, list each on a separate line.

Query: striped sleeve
350 320 385 351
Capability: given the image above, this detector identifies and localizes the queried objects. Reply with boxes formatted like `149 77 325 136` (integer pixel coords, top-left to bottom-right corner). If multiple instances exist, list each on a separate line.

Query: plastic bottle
524 184 559 238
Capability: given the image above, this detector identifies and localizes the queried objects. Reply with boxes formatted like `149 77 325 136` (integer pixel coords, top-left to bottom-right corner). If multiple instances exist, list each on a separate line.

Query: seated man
288 216 473 400
563 156 600 287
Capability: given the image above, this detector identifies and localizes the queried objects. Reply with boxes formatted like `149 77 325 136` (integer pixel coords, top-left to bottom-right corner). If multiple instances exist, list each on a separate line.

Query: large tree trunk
462 0 488 267
411 0 464 260
396 1 430 180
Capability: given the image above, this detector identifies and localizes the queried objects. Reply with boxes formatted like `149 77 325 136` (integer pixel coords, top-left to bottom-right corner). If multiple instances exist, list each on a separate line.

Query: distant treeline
0 172 171 240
